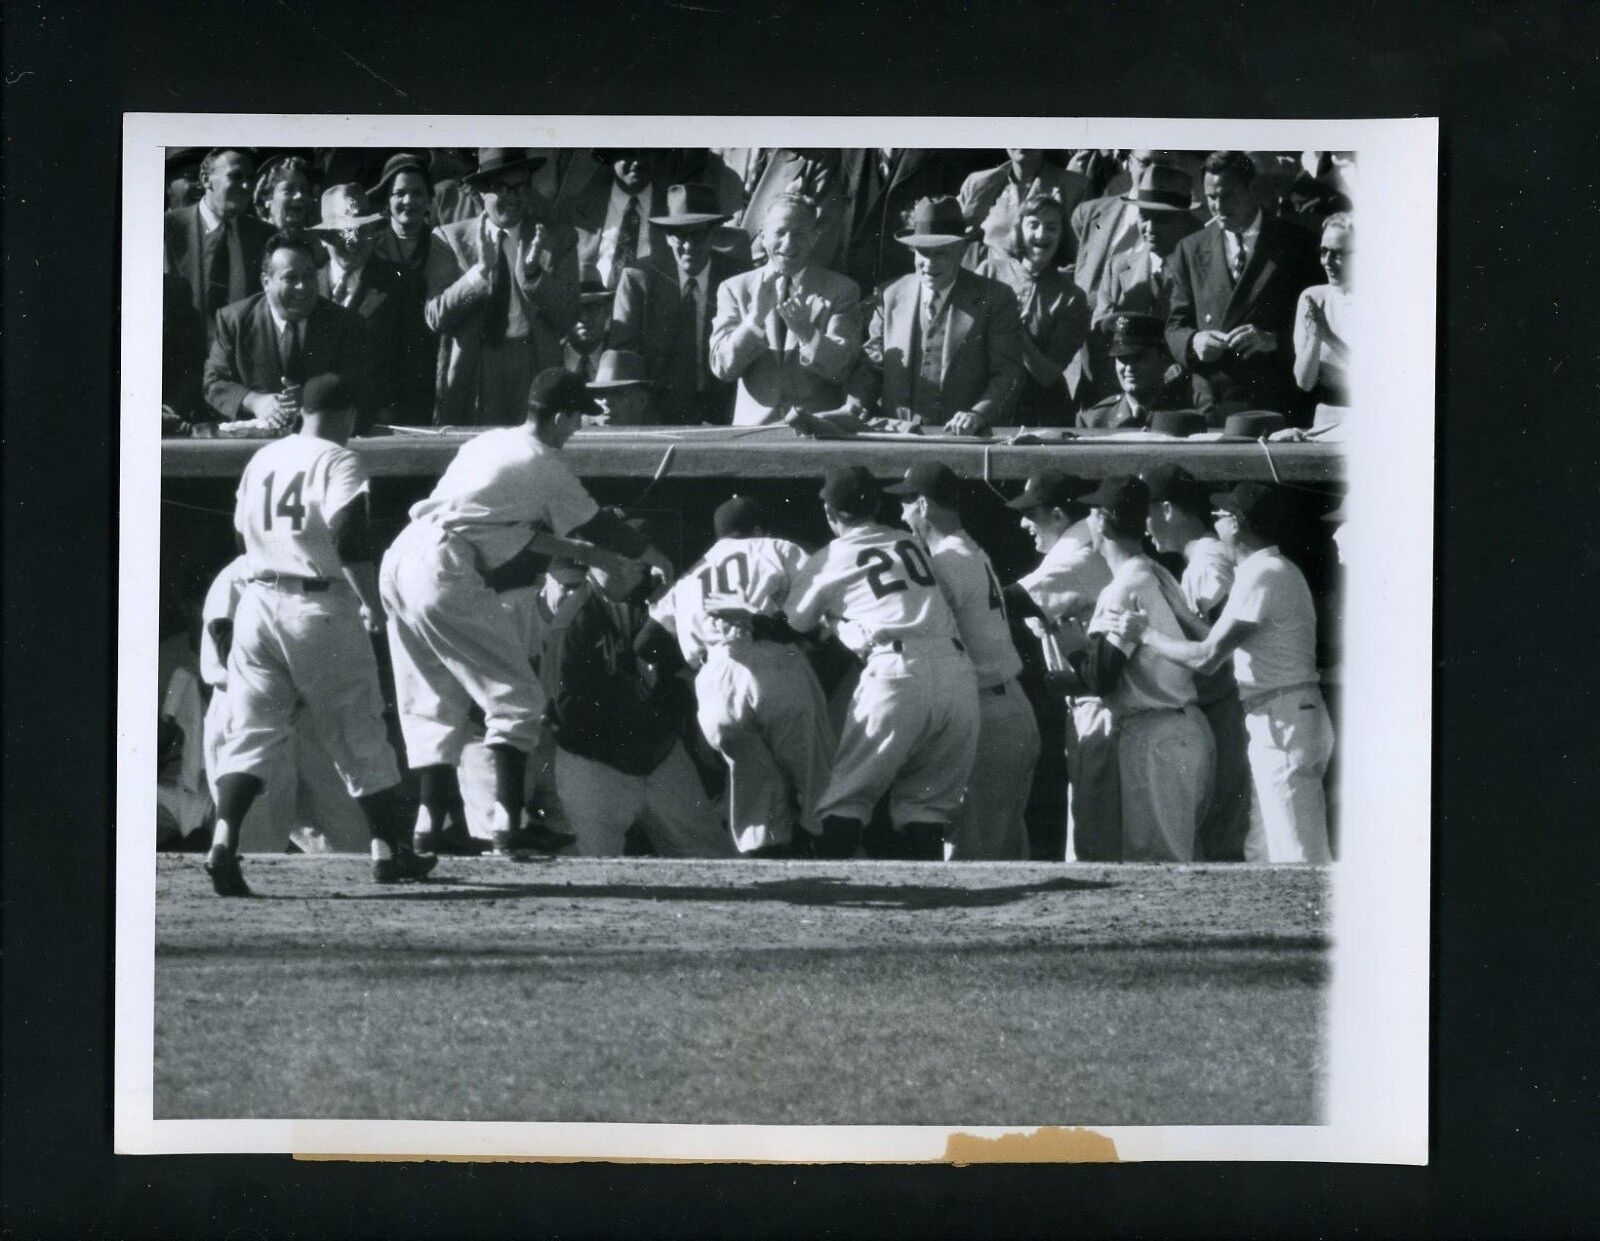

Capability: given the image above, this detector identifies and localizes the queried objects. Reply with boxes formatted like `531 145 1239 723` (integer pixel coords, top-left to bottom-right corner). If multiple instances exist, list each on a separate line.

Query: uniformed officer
887 462 1041 860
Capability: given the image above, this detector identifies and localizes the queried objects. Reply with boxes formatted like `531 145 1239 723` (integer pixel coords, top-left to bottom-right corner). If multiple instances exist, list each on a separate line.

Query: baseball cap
884 461 963 508
1005 470 1084 512
300 372 357 416
1079 474 1151 530
1141 463 1209 513
818 464 881 518
713 495 765 539
527 367 601 418
1209 482 1285 535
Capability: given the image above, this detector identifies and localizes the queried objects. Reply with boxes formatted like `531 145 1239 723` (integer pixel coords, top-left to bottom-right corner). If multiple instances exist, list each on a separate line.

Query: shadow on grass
332 873 1116 911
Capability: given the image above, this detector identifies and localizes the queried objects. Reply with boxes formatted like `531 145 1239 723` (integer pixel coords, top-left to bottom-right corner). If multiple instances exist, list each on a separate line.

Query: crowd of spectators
162 146 1355 438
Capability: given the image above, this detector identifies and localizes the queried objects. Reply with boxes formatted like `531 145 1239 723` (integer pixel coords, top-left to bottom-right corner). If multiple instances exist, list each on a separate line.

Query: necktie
774 275 791 356
922 287 941 338
614 196 641 284
279 321 303 384
482 233 510 343
1228 231 1248 282
205 220 234 315
332 270 352 307
1020 278 1048 343
684 279 706 390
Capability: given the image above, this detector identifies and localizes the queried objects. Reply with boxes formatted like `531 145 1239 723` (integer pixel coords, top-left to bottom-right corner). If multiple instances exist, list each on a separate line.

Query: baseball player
886 462 1041 860
784 464 980 860
379 368 667 857
541 555 733 857
1000 471 1118 861
1075 476 1216 861
641 495 836 857
1142 463 1253 860
206 373 431 895
1123 482 1335 863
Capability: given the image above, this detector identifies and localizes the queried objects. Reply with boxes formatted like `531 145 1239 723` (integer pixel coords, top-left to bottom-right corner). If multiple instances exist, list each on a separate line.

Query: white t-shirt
651 535 810 666
925 529 1022 688
234 434 369 581
1182 535 1236 618
785 523 961 657
1017 519 1112 623
1089 556 1200 715
406 425 599 570
199 555 252 688
1216 545 1320 694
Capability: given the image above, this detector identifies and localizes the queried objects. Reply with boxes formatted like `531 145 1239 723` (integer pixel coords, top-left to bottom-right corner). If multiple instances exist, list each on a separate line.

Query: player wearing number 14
784 465 980 859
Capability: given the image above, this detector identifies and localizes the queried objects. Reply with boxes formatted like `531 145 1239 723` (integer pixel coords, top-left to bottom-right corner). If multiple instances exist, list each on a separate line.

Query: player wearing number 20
208 373 431 896
646 495 835 856
785 465 980 860
887 463 1041 861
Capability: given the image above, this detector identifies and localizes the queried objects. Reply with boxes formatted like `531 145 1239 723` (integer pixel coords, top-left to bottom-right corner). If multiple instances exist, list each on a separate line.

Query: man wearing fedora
203 233 367 425
710 193 863 426
166 148 276 350
426 148 580 426
584 350 661 426
1165 150 1324 424
1078 313 1191 429
1117 482 1334 863
854 196 1024 436
1093 164 1202 329
1070 152 1196 308
609 184 746 424
957 149 1093 263
310 184 416 430
567 150 671 290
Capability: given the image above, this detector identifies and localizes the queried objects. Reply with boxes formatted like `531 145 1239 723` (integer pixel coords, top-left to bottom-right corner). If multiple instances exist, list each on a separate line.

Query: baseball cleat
373 847 439 884
205 851 253 898
414 825 492 857
492 822 577 856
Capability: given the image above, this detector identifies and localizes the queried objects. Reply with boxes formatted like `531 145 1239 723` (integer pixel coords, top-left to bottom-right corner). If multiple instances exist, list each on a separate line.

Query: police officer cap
884 461 963 508
528 367 601 418
1107 312 1166 358
713 495 765 539
819 464 881 517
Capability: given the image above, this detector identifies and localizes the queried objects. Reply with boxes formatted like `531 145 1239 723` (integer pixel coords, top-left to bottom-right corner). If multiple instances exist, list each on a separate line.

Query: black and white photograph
116 116 1434 1162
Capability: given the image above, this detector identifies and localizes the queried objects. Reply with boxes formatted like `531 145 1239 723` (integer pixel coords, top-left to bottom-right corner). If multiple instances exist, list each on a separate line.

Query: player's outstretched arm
1140 613 1256 676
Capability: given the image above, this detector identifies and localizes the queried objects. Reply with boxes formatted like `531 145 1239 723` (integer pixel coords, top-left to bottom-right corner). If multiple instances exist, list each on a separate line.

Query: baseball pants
212 581 400 798
1197 691 1254 861
1064 696 1121 862
1241 685 1335 864
948 680 1041 860
694 640 836 853
1117 704 1216 863
380 522 544 768
817 642 980 829
554 742 734 858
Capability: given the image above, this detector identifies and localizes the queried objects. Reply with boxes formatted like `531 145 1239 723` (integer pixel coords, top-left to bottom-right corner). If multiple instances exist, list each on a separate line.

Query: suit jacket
317 257 418 429
839 149 968 296
566 176 670 285
709 262 863 425
609 251 746 423
1093 244 1185 327
957 161 1093 260
1164 215 1323 422
424 207 580 425
164 204 274 341
857 267 1025 427
202 293 366 421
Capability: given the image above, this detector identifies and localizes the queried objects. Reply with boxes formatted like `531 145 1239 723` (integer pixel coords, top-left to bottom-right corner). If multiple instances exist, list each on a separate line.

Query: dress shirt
1222 210 1264 278
483 217 530 338
197 196 225 236
599 180 652 286
326 254 364 307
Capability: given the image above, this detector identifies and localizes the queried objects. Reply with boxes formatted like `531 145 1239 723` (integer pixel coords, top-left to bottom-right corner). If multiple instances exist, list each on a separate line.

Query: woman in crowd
253 154 319 239
371 153 453 425
967 192 1090 426
1293 211 1354 407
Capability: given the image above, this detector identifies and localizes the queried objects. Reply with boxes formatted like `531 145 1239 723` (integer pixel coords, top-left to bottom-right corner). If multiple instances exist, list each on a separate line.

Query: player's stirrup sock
211 773 265 854
488 743 529 827
898 822 946 862
357 785 407 860
416 764 465 835
817 816 863 860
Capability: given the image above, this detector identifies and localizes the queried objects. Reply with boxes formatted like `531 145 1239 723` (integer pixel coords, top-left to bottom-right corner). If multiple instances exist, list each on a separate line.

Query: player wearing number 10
785 465 980 860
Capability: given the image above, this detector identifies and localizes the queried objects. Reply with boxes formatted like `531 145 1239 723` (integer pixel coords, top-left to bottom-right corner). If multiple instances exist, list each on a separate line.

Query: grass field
154 856 1330 1126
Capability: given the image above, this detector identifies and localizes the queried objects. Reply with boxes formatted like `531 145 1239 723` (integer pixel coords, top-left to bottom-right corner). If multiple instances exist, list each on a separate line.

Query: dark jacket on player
540 583 692 776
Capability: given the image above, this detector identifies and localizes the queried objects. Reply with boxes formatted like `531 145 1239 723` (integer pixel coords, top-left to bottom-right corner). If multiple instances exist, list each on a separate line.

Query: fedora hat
577 276 614 305
1148 409 1208 437
463 148 547 188
1120 163 1198 213
649 183 731 229
586 350 659 390
308 184 385 234
895 196 978 249
1223 411 1287 438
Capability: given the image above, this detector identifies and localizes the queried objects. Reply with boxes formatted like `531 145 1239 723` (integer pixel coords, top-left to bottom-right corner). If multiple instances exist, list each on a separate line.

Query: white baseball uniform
1089 557 1215 862
212 435 400 799
1017 520 1119 861
379 424 599 768
924 529 1040 860
651 535 836 853
785 523 979 829
1217 546 1334 863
